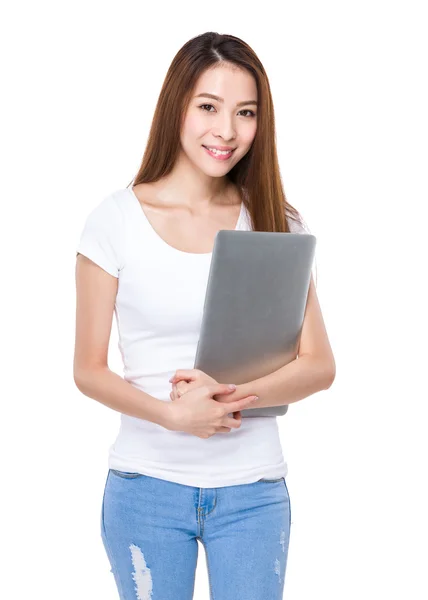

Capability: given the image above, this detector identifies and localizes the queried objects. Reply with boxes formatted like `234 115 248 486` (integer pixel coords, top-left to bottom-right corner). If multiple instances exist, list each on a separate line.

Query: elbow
309 355 336 389
301 354 336 389
74 371 88 392
73 365 106 391
324 371 336 389
323 362 336 389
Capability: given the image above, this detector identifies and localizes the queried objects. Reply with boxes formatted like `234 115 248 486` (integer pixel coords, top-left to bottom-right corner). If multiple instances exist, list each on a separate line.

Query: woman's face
180 64 258 176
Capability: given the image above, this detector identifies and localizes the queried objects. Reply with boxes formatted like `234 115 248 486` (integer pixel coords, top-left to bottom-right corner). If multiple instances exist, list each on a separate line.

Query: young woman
74 31 335 600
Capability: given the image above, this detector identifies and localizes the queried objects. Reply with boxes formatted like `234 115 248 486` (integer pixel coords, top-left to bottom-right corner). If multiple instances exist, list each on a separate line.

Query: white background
1 1 427 598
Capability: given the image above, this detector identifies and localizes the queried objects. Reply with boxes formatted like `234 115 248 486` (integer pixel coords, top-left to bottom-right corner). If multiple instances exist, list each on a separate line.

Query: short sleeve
287 212 318 286
287 213 309 234
76 194 124 277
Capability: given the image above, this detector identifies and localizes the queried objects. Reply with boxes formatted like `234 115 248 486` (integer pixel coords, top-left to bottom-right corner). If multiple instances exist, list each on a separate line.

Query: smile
202 146 236 160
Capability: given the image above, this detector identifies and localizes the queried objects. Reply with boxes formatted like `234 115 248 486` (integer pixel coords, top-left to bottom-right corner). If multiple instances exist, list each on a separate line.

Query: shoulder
287 217 309 234
131 182 161 208
84 189 130 228
286 208 310 234
76 189 131 276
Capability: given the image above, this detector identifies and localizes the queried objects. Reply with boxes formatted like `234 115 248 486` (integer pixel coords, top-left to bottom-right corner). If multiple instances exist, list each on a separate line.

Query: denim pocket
109 469 144 479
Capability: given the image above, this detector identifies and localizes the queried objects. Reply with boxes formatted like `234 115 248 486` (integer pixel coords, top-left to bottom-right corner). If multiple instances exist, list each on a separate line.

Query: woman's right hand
164 383 258 439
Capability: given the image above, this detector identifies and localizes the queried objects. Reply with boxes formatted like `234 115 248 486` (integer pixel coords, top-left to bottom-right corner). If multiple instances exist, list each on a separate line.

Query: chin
202 163 233 175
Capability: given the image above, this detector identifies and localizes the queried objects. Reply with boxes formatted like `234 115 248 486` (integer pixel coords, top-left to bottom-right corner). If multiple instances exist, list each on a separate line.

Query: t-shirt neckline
128 186 244 257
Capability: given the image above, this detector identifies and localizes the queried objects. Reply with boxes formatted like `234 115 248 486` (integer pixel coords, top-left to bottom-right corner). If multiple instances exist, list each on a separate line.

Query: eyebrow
194 93 258 108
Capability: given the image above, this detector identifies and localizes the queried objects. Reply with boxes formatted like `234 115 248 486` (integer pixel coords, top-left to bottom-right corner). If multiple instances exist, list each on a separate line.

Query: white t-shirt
76 187 309 487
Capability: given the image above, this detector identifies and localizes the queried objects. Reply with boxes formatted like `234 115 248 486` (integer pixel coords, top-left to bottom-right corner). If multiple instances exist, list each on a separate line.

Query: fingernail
228 384 237 390
252 396 259 401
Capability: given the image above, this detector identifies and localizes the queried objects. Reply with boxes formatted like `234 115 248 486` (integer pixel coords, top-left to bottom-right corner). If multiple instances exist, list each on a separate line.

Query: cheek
244 124 257 146
182 113 205 138
236 133 256 156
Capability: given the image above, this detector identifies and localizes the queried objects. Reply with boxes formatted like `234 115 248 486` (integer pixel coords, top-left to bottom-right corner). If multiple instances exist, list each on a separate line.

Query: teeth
206 147 233 155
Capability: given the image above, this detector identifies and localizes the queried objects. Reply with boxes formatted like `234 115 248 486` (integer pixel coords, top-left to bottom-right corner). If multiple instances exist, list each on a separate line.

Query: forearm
74 367 171 428
235 355 335 409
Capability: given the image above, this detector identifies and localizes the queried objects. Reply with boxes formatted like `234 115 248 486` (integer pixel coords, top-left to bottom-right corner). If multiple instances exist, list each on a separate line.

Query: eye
199 104 215 113
240 109 256 118
198 104 256 118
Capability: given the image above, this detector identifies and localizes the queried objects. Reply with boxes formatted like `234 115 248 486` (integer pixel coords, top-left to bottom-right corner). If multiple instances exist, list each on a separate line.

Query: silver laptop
194 230 317 417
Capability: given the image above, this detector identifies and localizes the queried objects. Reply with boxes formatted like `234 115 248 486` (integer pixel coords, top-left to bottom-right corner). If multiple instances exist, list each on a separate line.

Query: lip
203 145 236 151
202 145 236 161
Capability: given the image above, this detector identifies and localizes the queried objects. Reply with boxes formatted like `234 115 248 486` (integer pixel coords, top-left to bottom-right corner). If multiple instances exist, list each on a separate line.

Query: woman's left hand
169 369 217 402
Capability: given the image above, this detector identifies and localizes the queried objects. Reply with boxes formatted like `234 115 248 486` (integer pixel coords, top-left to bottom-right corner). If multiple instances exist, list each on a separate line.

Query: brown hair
127 31 306 234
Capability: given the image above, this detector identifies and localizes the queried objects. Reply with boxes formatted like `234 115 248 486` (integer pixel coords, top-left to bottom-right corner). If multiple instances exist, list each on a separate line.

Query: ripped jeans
101 468 292 600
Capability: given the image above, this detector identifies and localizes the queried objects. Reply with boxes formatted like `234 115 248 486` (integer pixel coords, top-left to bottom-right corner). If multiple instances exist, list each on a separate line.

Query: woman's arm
74 365 170 426
232 354 334 410
74 254 170 427
231 274 336 409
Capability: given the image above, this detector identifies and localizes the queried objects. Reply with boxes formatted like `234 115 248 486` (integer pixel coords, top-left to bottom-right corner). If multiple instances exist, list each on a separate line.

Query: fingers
216 426 232 433
209 383 238 397
170 383 182 401
218 412 242 433
169 369 199 383
223 415 242 428
170 379 197 400
176 381 190 397
223 395 258 413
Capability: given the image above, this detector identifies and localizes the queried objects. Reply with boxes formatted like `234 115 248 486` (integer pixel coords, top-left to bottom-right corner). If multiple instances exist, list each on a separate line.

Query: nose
213 114 237 143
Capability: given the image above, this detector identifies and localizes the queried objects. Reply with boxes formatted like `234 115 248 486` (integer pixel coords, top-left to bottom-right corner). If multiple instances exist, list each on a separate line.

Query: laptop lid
194 230 317 417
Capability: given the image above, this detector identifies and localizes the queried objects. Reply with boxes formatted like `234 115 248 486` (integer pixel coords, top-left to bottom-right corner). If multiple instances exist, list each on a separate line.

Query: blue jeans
101 468 292 599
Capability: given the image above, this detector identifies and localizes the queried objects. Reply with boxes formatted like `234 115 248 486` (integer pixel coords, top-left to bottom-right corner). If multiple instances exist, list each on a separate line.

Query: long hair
127 31 307 234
